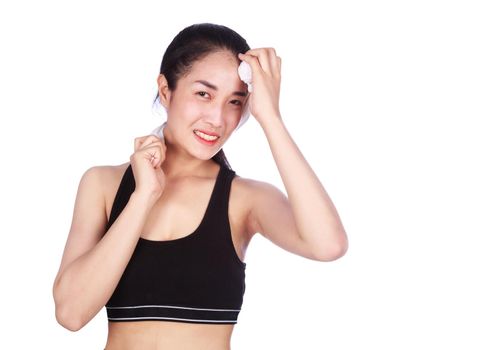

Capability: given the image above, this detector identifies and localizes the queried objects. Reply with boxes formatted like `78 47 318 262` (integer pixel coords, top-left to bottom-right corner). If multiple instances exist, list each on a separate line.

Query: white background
1 0 483 349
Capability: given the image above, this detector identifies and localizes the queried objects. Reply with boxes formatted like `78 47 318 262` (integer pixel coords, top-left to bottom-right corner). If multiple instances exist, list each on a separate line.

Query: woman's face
159 50 249 160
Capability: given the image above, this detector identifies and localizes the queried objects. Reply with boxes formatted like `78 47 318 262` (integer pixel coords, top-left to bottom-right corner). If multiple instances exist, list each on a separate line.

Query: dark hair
153 23 251 170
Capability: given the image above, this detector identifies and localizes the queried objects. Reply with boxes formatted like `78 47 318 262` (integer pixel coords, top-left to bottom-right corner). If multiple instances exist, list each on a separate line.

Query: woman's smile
193 129 220 145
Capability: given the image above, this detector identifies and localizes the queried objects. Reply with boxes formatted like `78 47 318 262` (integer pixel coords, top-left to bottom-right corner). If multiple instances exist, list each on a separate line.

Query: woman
52 23 348 350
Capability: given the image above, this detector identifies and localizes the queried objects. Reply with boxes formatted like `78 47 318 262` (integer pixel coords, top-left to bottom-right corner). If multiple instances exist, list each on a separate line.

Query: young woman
52 23 348 350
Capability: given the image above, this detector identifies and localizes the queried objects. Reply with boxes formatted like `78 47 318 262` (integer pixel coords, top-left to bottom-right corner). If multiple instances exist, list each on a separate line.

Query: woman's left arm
239 48 348 261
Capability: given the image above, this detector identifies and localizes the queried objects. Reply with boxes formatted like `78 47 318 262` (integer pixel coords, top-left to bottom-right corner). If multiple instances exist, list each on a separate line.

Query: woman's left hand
238 48 282 127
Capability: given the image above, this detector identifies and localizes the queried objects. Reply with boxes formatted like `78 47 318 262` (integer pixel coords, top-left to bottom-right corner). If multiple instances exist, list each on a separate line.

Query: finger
243 48 274 56
134 135 166 167
144 141 165 157
239 50 268 76
262 48 280 77
146 133 167 149
135 136 149 151
140 139 164 153
145 145 165 168
255 49 272 76
240 48 276 76
135 135 161 151
143 145 159 166
267 49 281 78
238 52 262 87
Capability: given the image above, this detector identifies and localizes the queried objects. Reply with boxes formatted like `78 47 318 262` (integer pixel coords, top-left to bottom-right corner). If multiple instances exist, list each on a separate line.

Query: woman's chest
104 164 252 263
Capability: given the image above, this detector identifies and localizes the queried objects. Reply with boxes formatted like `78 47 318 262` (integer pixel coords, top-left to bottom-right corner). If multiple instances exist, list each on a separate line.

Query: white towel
238 61 253 93
150 121 167 139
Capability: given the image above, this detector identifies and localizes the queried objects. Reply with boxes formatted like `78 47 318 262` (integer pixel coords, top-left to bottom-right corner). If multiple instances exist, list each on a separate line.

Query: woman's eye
197 92 241 107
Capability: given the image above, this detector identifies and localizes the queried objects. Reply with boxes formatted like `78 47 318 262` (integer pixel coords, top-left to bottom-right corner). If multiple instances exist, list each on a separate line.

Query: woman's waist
105 320 234 350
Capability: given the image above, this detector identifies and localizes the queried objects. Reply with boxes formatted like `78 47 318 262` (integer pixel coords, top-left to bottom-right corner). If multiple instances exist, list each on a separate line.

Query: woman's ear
157 74 172 109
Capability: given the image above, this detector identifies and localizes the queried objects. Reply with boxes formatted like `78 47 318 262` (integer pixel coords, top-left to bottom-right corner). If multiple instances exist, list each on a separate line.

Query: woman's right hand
130 134 167 200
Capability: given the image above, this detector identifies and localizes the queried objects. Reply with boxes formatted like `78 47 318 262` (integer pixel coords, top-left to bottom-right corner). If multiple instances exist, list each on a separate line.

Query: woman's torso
102 161 254 349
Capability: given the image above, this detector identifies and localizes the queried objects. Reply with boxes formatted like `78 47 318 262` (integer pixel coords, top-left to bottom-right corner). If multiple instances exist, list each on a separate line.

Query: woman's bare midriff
104 321 235 350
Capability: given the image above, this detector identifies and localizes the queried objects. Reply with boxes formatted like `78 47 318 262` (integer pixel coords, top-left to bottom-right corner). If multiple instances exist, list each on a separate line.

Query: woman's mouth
193 130 220 145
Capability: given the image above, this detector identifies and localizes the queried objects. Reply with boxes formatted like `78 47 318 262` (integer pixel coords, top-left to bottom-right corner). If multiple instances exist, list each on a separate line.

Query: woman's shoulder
84 161 130 200
232 173 279 195
233 173 288 213
83 162 130 222
88 161 130 185
232 173 282 209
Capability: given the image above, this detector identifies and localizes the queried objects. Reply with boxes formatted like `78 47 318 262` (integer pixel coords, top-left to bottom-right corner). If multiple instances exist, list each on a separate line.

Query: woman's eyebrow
194 80 247 97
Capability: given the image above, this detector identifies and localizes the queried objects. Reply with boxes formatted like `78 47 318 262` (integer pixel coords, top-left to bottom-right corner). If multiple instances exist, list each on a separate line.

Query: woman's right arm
52 165 159 332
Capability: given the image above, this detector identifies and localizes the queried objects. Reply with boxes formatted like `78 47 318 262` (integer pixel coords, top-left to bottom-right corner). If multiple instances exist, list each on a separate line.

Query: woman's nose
204 104 224 126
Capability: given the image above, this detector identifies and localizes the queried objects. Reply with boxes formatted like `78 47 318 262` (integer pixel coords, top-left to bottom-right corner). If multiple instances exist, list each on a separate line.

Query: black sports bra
103 163 247 324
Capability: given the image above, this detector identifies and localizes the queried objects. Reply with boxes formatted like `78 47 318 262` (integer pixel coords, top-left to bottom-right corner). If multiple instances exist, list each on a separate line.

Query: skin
155 50 249 179
104 51 252 349
53 48 349 350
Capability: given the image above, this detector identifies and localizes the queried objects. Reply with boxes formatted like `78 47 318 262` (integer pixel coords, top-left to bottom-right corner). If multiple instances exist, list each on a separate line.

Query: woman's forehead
190 51 239 74
181 52 246 92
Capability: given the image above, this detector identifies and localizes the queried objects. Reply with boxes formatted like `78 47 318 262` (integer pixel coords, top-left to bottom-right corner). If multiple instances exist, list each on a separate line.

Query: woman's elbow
53 282 85 332
55 303 85 332
315 232 348 262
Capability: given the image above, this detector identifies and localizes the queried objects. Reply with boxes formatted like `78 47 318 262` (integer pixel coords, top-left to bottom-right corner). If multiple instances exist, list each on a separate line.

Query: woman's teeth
194 130 219 141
